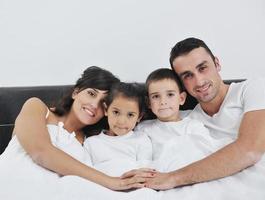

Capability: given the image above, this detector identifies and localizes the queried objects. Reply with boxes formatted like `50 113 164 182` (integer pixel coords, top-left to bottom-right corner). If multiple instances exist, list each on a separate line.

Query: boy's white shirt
135 118 231 172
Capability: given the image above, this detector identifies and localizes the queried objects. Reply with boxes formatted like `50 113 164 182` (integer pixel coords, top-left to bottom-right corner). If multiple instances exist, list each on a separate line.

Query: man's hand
145 172 177 190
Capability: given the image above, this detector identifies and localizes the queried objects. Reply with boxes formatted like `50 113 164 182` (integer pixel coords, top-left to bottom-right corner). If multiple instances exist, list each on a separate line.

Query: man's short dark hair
169 37 215 68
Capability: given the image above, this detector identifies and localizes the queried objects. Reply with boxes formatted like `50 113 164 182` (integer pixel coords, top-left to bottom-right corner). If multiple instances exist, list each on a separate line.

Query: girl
84 82 153 177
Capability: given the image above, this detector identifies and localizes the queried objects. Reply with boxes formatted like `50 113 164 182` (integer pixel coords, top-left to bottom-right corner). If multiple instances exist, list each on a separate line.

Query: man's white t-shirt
184 78 265 140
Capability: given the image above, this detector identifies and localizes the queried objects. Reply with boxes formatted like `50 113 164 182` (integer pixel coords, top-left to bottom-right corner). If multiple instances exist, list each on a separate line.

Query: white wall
1 0 265 86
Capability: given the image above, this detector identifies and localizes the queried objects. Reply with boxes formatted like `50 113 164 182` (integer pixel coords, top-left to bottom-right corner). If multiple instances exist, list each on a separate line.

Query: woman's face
72 88 108 126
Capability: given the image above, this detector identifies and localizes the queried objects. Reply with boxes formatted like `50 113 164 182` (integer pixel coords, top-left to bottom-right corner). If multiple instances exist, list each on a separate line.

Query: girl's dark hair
146 68 184 93
52 66 120 136
104 82 146 115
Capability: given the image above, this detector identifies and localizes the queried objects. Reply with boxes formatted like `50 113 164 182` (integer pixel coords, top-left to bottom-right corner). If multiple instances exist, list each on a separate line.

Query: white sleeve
242 78 265 113
83 138 94 166
135 133 152 164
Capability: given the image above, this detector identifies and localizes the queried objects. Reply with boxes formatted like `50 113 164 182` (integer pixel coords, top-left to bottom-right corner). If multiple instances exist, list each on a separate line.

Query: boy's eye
112 110 119 115
167 92 175 97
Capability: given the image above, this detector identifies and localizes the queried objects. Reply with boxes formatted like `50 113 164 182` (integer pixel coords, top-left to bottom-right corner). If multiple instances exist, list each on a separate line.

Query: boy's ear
103 102 108 116
145 96 151 109
179 91 187 106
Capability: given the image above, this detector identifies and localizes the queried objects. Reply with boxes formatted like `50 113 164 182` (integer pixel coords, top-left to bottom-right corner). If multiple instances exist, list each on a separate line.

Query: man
148 37 265 189
123 38 265 197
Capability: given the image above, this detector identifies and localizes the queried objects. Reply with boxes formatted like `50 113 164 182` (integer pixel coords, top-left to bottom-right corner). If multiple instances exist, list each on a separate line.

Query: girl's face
148 79 186 122
72 88 108 126
105 95 141 136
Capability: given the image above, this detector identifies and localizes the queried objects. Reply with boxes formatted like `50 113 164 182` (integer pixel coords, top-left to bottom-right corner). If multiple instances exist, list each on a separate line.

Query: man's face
172 47 222 103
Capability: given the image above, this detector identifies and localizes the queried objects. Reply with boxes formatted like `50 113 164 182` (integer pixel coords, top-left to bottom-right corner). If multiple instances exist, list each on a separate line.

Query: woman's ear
103 102 108 116
72 89 79 99
179 91 187 106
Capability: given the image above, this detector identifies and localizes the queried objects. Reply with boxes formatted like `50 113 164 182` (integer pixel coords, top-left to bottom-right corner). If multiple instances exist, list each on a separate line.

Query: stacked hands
118 168 175 191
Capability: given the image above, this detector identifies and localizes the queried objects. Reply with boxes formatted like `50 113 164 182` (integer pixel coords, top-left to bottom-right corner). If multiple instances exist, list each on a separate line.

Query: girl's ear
137 113 144 123
103 102 108 116
179 91 187 106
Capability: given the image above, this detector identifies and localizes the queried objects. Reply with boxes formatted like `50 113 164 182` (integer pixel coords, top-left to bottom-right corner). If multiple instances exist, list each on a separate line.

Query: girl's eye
128 113 135 118
151 94 159 99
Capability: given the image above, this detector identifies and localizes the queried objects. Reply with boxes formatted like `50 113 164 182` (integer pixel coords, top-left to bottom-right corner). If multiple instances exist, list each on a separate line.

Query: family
1 37 265 200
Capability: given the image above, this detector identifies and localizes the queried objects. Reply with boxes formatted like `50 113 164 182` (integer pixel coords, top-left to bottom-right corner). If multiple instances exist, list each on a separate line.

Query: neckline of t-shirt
155 117 189 126
47 122 76 136
197 82 235 119
100 130 134 140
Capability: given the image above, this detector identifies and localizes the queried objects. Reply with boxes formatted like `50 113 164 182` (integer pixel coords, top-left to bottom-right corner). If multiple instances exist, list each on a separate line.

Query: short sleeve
135 133 152 163
83 138 94 166
242 78 265 113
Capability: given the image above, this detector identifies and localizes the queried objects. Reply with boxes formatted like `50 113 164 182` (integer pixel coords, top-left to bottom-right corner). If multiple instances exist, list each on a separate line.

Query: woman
0 66 154 199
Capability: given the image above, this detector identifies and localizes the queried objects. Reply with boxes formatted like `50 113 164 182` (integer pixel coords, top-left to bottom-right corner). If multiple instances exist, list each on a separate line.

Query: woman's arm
14 97 148 190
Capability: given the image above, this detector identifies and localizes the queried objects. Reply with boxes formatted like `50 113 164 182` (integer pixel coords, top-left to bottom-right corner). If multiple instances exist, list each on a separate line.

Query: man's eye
199 66 207 72
183 73 193 80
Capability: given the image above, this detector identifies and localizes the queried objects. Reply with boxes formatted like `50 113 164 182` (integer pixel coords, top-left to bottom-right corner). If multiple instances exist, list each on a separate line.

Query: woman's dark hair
52 66 120 136
104 82 146 115
146 68 184 93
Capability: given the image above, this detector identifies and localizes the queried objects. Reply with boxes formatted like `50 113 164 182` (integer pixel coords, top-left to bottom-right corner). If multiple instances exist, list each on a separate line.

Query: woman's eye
87 91 96 97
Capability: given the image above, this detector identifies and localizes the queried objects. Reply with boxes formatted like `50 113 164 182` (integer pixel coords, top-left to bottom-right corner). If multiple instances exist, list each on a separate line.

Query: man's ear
214 56 221 72
103 102 108 116
179 91 187 106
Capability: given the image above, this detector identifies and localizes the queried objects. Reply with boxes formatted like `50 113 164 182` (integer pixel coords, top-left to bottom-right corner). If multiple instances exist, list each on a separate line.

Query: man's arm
145 109 265 189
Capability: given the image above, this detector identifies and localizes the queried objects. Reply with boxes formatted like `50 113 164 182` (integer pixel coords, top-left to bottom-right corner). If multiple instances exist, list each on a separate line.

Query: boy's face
148 79 186 122
105 95 141 136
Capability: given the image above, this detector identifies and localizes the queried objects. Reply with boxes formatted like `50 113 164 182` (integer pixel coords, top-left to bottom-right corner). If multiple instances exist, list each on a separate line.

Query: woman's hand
106 168 156 190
